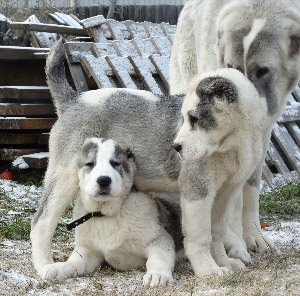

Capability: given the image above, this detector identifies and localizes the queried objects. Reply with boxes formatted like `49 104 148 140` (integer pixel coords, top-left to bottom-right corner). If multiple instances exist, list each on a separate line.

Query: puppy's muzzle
97 176 111 195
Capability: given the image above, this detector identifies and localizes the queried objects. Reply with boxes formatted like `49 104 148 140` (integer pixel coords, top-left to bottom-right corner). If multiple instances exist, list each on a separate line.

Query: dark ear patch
126 148 134 160
289 35 300 57
196 76 238 104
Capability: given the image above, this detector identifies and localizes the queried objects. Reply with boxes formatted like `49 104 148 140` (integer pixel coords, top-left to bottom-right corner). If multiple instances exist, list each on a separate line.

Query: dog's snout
97 176 111 187
173 143 182 153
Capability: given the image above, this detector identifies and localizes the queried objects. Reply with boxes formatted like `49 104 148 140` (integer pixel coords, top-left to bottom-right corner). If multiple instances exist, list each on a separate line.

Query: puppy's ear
289 34 300 57
126 148 134 160
196 76 238 104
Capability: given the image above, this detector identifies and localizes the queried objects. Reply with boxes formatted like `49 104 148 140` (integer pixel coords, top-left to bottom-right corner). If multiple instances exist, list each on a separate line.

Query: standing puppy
174 68 268 272
170 0 300 261
40 138 181 287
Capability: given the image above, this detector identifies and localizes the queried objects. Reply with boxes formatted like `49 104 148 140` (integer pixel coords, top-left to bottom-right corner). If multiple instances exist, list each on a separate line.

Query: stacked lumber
0 86 55 168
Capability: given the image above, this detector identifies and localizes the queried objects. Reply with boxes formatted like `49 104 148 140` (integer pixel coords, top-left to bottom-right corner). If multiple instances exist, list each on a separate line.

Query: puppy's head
77 138 135 201
174 68 264 159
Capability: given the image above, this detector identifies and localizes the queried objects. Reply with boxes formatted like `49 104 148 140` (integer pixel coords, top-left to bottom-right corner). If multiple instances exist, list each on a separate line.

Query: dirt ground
0 180 299 296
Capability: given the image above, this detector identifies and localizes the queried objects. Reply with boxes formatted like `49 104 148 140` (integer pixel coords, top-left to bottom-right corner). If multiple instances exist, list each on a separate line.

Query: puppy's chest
82 218 143 254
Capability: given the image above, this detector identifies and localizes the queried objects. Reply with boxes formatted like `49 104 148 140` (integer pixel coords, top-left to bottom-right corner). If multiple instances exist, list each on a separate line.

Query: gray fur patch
247 169 261 187
77 141 99 169
153 196 183 251
193 76 238 131
178 159 209 200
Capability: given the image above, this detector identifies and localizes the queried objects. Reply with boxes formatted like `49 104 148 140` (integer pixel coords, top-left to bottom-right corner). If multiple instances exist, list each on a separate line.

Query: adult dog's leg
31 162 79 276
243 166 274 252
40 245 104 281
143 234 175 287
211 184 245 270
169 11 197 95
224 194 252 263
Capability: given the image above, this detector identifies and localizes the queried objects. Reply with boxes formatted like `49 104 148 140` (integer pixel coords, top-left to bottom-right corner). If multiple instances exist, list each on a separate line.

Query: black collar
66 211 105 231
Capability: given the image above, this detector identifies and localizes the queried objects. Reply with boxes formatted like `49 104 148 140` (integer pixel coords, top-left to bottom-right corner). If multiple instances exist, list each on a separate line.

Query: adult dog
40 137 181 287
170 0 300 261
31 39 264 278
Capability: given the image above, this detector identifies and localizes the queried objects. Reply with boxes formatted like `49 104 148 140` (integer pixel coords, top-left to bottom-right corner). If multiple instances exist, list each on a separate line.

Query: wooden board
0 133 49 145
9 22 87 36
0 118 55 130
0 103 55 116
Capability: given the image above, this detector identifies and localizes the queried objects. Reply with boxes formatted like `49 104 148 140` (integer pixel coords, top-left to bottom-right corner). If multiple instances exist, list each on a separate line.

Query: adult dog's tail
45 38 78 116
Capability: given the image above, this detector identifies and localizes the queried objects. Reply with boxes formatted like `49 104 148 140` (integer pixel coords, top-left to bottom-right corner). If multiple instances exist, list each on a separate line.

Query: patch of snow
263 221 300 250
12 157 29 170
1 240 15 248
0 269 35 286
23 152 49 159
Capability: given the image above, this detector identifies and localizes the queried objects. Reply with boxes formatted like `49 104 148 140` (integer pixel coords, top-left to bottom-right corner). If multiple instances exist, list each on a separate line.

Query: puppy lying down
40 138 182 287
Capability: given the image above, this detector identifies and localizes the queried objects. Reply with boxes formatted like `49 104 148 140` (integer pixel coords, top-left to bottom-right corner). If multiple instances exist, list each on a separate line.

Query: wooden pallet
0 86 54 168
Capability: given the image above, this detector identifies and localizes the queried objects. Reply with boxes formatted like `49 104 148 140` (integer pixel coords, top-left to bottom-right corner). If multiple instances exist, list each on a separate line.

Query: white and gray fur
40 138 182 287
31 39 262 278
170 0 300 261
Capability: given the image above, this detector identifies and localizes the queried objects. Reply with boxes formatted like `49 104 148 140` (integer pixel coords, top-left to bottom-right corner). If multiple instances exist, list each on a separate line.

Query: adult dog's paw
40 262 79 281
227 246 252 264
245 232 274 253
194 264 230 278
143 271 173 287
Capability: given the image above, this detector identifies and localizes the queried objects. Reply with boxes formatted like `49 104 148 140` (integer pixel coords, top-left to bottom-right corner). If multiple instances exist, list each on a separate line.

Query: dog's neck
79 191 126 217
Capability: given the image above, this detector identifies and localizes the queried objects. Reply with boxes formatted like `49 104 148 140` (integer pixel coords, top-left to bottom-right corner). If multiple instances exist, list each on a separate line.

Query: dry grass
0 239 299 296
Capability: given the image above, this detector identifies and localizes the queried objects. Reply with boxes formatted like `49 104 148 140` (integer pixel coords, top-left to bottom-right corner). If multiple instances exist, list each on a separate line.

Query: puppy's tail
45 38 78 116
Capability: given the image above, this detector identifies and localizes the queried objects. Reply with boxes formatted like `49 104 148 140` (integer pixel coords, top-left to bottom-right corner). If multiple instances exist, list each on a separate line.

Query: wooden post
107 0 118 19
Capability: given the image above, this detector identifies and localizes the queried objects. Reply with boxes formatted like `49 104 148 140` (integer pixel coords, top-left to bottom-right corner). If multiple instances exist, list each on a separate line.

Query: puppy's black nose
97 176 111 187
173 143 182 153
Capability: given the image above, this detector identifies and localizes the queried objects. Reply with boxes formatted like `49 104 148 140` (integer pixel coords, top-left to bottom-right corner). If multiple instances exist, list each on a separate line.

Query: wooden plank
82 15 111 42
132 38 157 56
26 15 56 48
150 36 171 56
149 55 170 90
125 20 148 39
65 46 89 93
54 12 83 28
262 163 274 189
112 40 139 56
65 42 94 63
92 42 118 58
143 21 165 38
160 22 176 36
0 46 49 60
272 123 300 176
107 19 130 40
0 149 47 161
9 22 87 36
0 103 55 116
128 56 163 95
0 118 55 130
0 133 49 145
278 105 300 123
0 86 50 99
23 152 49 169
81 55 114 88
106 56 137 89
48 13 66 26
267 142 296 183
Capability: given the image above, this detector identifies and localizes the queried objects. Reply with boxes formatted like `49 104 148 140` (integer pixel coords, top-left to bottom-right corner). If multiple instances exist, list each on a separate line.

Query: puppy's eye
110 160 121 168
85 162 94 168
189 114 198 127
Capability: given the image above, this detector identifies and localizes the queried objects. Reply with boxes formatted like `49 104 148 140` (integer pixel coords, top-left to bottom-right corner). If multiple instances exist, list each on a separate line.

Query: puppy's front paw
40 262 79 281
143 271 173 287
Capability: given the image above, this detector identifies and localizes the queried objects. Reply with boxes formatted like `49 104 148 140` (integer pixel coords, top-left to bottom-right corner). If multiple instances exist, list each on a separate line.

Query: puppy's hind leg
143 233 175 287
31 162 79 276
